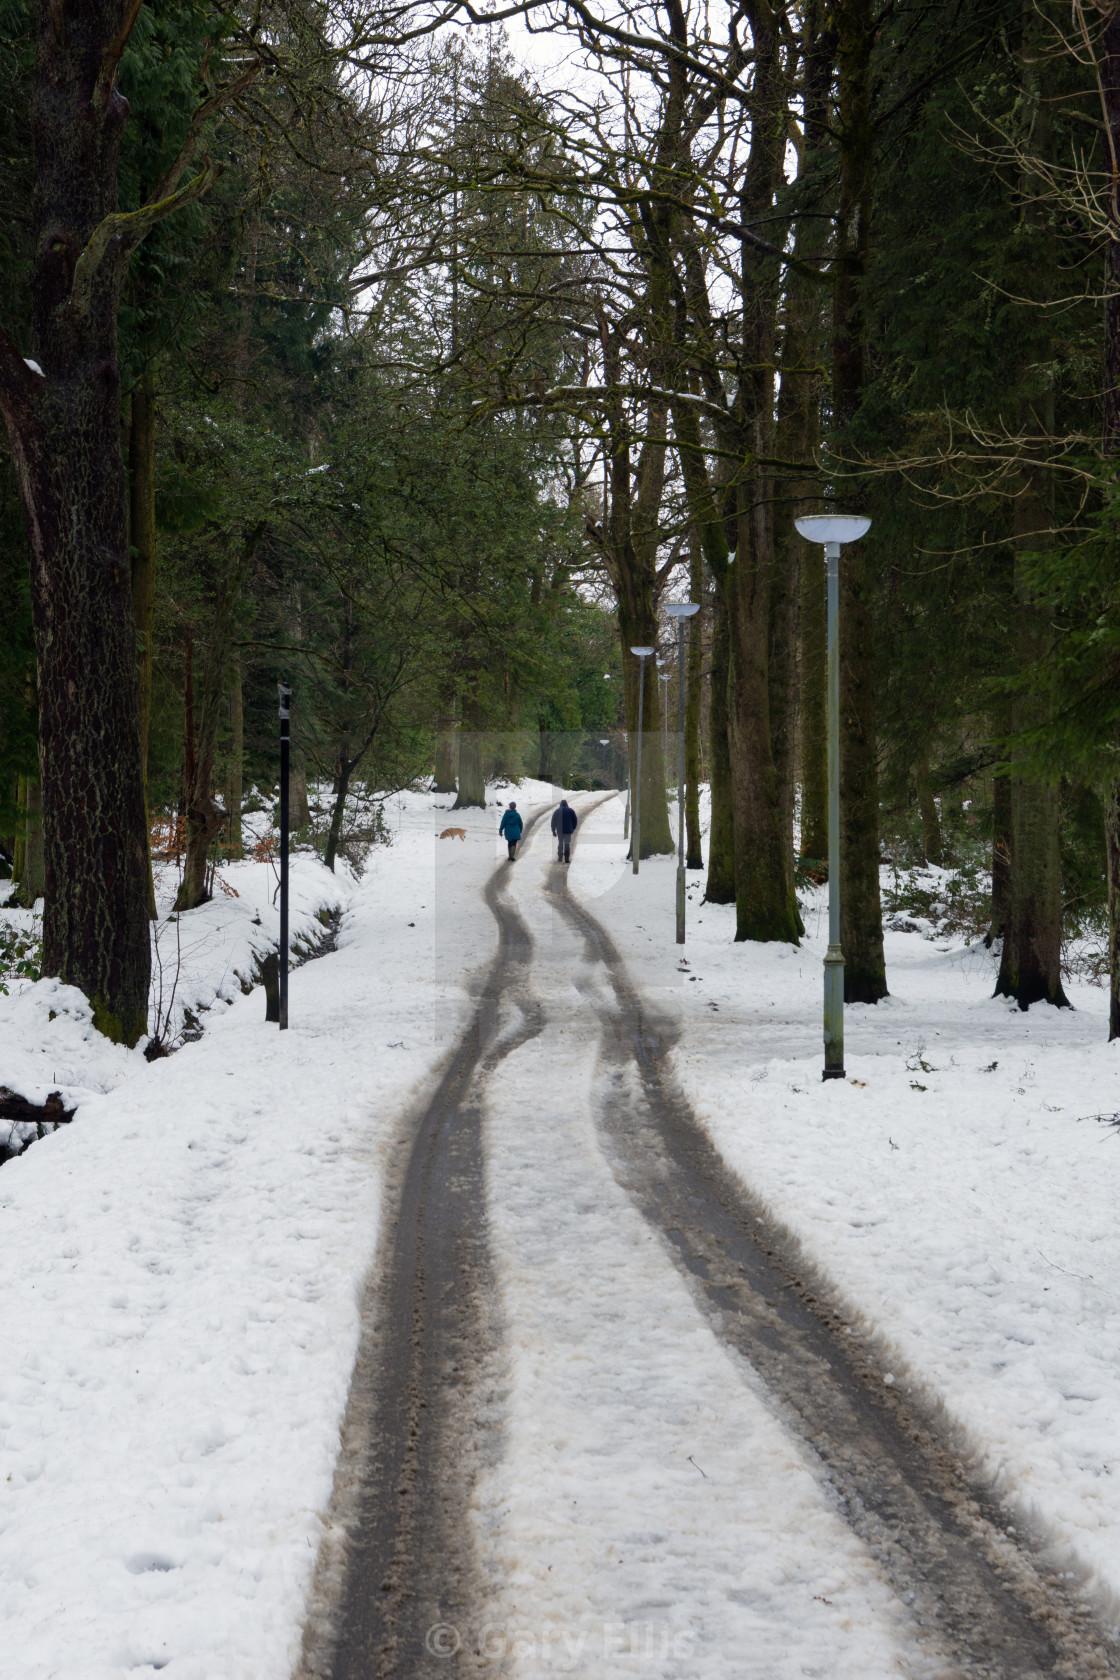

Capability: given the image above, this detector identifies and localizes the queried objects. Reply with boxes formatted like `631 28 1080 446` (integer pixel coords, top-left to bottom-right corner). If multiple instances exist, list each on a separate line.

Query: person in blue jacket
551 798 578 863
499 801 524 860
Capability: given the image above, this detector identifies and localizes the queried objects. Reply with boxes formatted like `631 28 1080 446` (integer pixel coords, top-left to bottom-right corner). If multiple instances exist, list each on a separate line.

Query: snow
567 791 1120 1629
0 789 521 1678
4 774 1120 1670
475 820 922 1677
0 844 350 1143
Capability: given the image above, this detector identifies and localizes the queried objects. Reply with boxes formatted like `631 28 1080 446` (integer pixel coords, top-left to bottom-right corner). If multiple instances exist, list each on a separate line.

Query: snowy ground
568 792 1120 1633
0 785 553 1680
474 813 924 1678
3 777 1120 1675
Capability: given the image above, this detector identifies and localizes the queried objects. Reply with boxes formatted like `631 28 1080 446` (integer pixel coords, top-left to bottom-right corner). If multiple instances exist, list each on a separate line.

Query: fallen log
0 1087 75 1125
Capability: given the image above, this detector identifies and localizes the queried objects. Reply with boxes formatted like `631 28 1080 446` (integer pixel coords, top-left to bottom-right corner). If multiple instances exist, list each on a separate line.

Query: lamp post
629 646 654 873
277 679 291 1031
665 602 700 942
793 514 871 1080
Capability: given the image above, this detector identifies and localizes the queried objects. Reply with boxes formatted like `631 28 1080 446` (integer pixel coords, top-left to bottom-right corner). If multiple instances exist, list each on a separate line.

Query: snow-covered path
318 796 1115 1680
5 783 1120 1678
472 814 924 1678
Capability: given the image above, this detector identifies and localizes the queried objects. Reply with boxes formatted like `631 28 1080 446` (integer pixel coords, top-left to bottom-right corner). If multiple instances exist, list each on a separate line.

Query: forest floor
0 786 1118 1678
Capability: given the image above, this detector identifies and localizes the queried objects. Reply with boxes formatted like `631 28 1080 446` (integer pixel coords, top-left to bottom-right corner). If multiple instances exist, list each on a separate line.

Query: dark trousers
507 839 517 859
556 836 571 862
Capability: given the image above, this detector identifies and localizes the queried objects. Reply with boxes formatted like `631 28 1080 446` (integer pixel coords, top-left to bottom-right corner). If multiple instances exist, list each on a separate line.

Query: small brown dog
439 827 467 841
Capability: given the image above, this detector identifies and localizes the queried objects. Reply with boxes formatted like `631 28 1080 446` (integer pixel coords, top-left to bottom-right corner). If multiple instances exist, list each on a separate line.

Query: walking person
551 797 578 863
499 801 524 861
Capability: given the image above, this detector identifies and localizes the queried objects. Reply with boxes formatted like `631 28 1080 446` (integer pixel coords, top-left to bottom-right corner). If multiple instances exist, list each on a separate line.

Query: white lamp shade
665 601 700 618
630 645 655 656
794 514 871 544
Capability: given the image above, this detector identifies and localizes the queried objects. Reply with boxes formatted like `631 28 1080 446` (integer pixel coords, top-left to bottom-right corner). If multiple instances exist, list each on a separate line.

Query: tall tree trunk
832 0 887 1000
769 507 800 918
129 365 158 782
227 659 243 860
128 365 158 919
12 778 26 886
792 0 830 868
994 492 1069 1008
685 538 704 869
799 540 828 862
985 773 1012 947
915 746 943 866
722 3 799 943
175 530 257 910
1106 781 1120 1039
0 0 159 1042
454 689 486 809
324 757 351 873
433 699 459 794
622 634 673 858
705 588 736 902
234 194 261 410
995 775 1067 1007
14 776 45 908
1098 7 1120 1032
290 755 311 830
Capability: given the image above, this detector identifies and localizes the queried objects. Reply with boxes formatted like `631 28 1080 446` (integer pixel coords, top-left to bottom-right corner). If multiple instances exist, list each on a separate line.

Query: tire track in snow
300 809 553 1680
550 856 1120 1680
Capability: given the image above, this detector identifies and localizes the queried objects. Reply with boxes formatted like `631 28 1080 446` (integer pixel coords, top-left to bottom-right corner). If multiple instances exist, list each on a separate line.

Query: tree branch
70 161 220 316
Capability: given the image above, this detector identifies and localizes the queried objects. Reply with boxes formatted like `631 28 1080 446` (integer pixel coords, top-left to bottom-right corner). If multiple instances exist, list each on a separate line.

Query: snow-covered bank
568 793 1120 1628
0 789 521 1680
0 846 349 1161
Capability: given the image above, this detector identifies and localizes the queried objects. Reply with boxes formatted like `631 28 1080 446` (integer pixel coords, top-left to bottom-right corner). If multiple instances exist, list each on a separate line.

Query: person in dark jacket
499 801 524 860
551 798 578 862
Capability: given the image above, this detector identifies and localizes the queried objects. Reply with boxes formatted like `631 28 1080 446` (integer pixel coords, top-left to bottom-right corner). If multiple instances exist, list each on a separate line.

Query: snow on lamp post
793 514 871 1080
629 646 655 874
665 602 700 943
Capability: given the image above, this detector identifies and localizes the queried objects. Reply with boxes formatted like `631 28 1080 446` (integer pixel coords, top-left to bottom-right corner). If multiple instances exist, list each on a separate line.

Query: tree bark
705 587 736 902
1107 781 1120 1039
174 529 258 910
1098 9 1120 1032
721 0 800 943
792 0 830 868
995 775 1068 1007
453 688 486 808
226 658 243 860
290 756 311 830
685 538 704 869
324 757 351 873
433 709 459 793
832 0 887 1001
13 776 45 908
0 0 158 1041
994 524 1069 1008
799 540 828 862
129 365 157 783
915 746 943 866
985 773 1012 946
622 633 673 859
